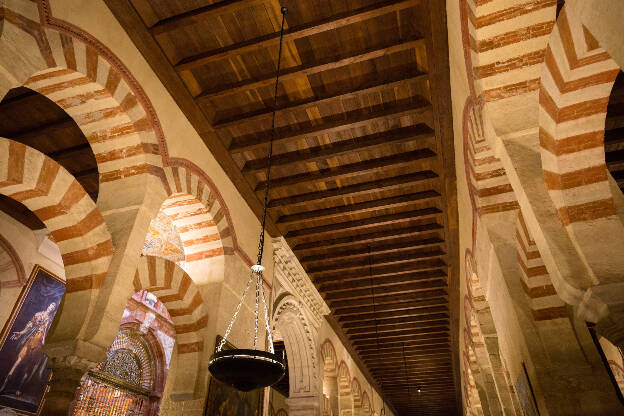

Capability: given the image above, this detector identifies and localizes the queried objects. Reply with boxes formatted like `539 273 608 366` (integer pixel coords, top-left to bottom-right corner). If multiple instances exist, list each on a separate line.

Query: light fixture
369 247 387 416
208 6 289 392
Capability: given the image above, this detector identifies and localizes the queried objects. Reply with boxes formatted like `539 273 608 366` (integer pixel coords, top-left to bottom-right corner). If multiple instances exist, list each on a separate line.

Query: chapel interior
0 0 623 415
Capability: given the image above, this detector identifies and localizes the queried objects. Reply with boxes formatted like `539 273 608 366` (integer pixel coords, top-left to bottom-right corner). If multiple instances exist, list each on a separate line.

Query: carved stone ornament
273 237 330 326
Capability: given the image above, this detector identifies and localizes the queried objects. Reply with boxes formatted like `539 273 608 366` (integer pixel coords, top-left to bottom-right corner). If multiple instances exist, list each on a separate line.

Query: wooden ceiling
0 87 98 230
105 0 459 413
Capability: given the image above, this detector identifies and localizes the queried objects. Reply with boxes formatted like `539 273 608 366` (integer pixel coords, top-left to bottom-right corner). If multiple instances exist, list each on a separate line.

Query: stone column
286 395 322 416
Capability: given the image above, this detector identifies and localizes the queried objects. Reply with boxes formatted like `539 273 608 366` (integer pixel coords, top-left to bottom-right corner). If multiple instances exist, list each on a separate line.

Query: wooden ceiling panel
105 0 458 413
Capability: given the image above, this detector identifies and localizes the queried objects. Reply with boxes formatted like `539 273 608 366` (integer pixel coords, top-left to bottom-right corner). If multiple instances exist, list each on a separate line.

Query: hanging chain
218 7 287 353
256 7 287 267
216 270 255 352
402 341 411 405
369 246 386 416
259 269 275 354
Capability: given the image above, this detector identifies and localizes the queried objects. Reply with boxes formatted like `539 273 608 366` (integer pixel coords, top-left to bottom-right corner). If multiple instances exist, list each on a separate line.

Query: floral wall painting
0 265 65 414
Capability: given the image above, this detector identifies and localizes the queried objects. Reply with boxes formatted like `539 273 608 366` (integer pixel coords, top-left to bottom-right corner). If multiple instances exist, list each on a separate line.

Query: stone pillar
326 376 339 416
41 355 95 415
286 395 321 416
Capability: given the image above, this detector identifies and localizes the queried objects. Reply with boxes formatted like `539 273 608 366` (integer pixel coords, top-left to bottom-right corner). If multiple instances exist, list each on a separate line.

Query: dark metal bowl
208 349 285 392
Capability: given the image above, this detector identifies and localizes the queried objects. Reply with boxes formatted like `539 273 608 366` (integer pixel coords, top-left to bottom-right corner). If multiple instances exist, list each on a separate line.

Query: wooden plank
243 125 434 173
343 314 449 330
304 246 445 273
256 149 436 192
292 222 443 251
175 0 421 70
314 260 447 284
287 208 442 240
349 324 449 340
149 0 267 35
214 73 428 128
323 279 447 301
198 37 426 100
231 100 432 153
334 299 447 318
298 236 444 262
317 267 447 289
329 289 447 309
268 170 438 208
423 0 460 406
352 331 448 347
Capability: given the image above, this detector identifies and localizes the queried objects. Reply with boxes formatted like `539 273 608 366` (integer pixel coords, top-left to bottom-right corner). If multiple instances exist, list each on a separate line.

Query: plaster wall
0 212 64 329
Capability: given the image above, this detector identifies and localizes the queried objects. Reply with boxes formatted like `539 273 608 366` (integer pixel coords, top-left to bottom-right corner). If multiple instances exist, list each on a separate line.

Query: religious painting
515 363 540 416
204 336 264 416
0 265 65 414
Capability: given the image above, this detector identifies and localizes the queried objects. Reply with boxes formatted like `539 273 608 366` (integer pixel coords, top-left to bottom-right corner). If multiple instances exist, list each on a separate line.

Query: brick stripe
515 212 565 319
135 256 207 355
0 139 113 292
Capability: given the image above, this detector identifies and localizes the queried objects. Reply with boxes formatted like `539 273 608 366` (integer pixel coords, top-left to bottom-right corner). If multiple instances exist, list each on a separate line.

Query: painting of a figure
0 266 65 414
204 336 264 416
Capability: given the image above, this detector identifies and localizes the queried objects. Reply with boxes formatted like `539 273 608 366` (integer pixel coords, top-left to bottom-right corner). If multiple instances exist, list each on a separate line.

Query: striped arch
272 294 319 396
0 139 113 293
159 165 239 276
321 339 338 377
1 2 165 195
321 339 340 416
464 100 518 215
539 4 624 282
351 378 362 413
464 252 520 415
338 361 353 415
133 255 208 397
361 391 371 416
515 211 567 320
460 0 557 131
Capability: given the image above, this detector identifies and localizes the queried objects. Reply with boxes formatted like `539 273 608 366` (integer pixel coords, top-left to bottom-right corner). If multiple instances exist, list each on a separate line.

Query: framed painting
204 336 264 416
515 363 540 416
0 265 65 415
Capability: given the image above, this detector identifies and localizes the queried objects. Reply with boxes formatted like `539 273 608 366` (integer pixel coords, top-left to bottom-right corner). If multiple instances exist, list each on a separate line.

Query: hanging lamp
369 246 387 416
208 6 288 392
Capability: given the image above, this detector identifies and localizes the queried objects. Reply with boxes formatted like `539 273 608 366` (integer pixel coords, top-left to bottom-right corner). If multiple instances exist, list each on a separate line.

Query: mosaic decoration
100 349 142 388
142 210 185 262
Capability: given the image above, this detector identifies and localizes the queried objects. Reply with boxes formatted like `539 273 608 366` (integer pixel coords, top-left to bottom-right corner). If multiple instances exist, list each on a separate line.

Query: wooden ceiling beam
293 222 442 251
257 149 436 192
277 191 439 225
353 332 449 347
358 344 450 358
214 73 428 128
298 235 444 263
334 299 448 318
323 279 447 302
355 337 449 352
287 208 441 240
268 170 438 208
199 37 426 100
243 124 434 174
312 257 446 282
319 268 447 293
362 351 451 363
175 0 421 71
337 306 448 324
343 313 449 330
350 326 449 343
231 100 432 153
149 0 267 35
347 321 449 337
304 245 444 273
328 289 448 309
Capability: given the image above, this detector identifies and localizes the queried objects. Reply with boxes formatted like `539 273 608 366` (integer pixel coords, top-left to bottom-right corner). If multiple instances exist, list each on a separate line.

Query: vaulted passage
1 1 624 416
